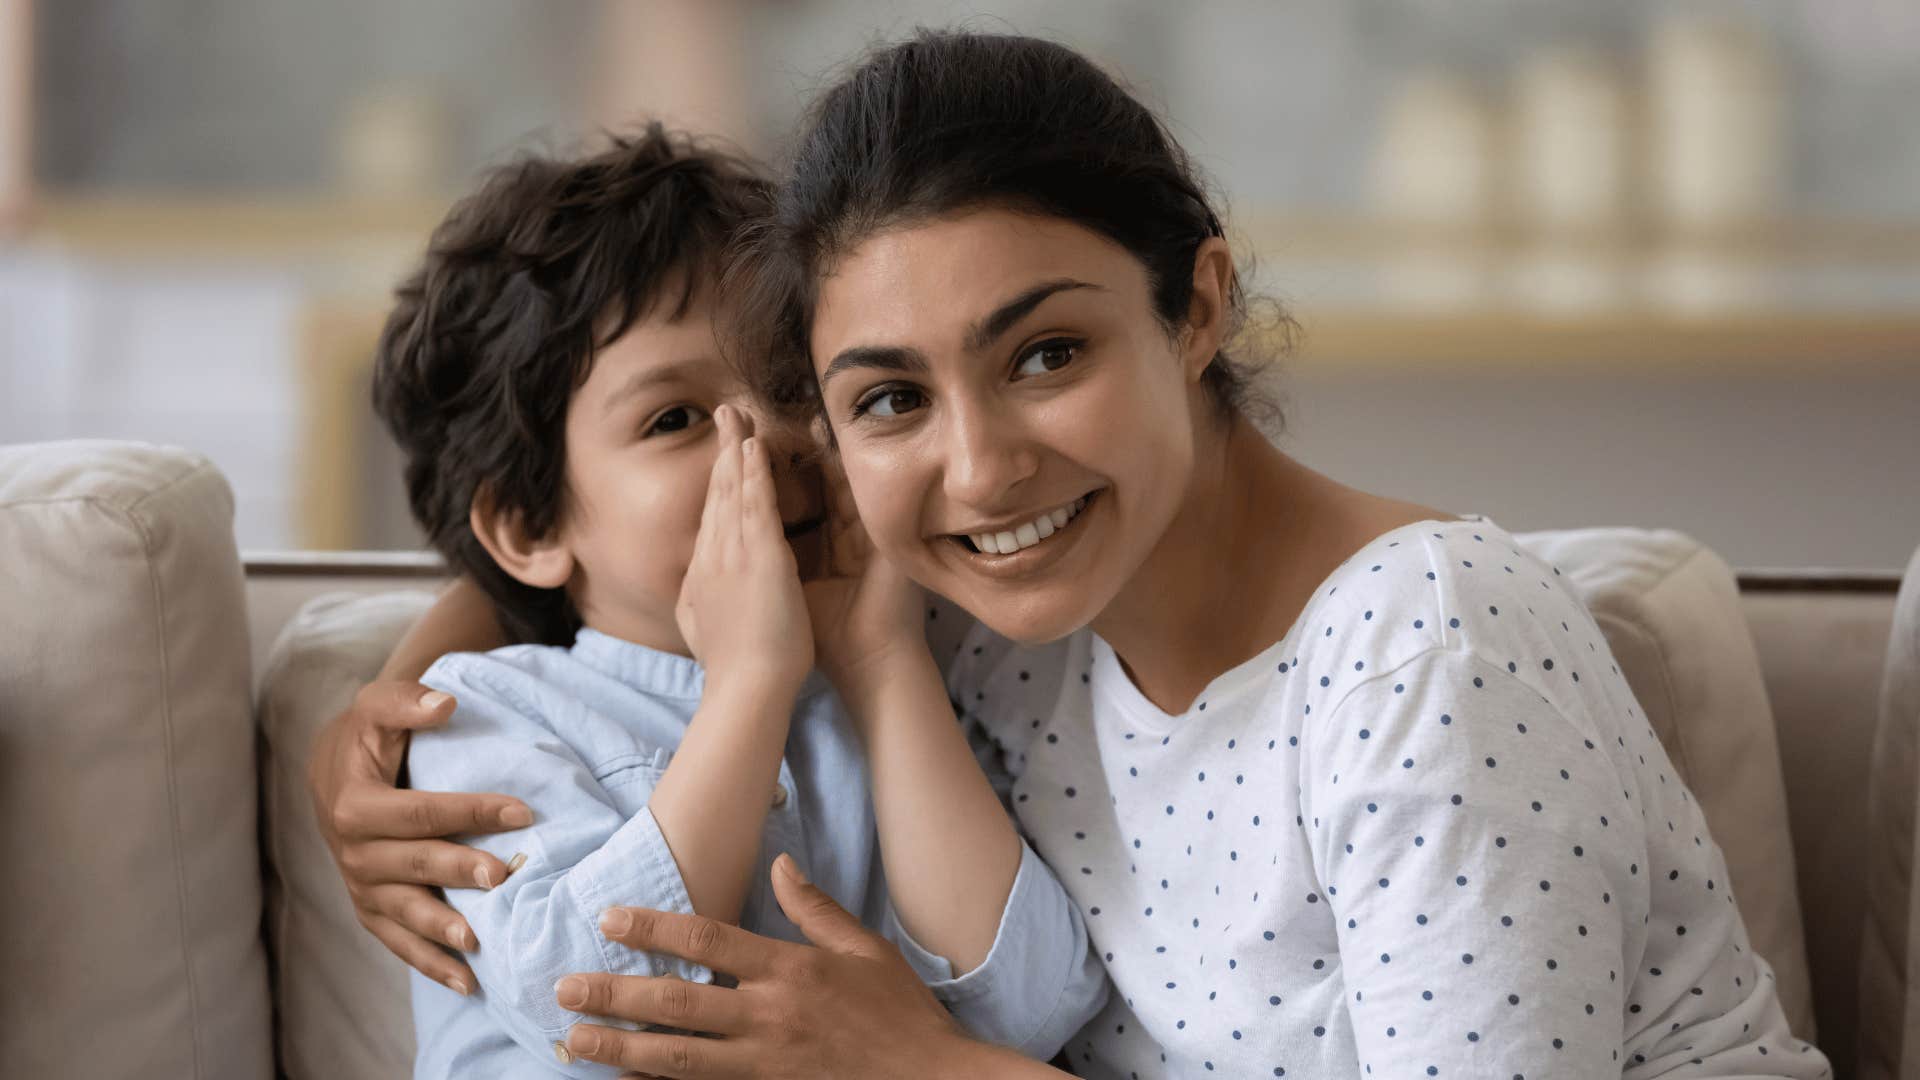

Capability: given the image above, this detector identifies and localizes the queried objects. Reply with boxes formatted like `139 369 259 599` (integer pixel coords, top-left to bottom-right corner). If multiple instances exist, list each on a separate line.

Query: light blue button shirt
407 628 1108 1078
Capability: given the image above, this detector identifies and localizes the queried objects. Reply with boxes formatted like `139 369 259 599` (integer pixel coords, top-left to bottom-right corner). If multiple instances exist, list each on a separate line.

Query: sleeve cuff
888 842 1081 1056
569 803 715 986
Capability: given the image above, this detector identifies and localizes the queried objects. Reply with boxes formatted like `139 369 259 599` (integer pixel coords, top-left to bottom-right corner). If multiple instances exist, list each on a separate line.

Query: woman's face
809 208 1215 643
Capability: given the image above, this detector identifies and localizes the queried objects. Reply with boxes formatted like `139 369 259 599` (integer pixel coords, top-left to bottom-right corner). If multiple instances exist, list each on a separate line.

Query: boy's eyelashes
640 404 713 439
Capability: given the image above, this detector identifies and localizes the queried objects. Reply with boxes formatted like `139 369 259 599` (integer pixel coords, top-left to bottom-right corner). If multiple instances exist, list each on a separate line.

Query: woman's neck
1090 413 1439 714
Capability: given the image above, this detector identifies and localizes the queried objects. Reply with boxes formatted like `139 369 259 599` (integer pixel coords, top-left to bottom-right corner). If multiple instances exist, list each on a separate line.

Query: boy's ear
470 486 574 590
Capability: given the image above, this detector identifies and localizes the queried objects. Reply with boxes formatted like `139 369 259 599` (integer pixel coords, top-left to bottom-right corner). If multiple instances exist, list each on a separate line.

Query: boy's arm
411 659 720 1076
642 674 794 925
307 575 523 995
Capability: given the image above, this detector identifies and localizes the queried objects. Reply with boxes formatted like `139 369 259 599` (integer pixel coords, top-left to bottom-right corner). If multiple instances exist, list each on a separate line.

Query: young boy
371 126 1106 1078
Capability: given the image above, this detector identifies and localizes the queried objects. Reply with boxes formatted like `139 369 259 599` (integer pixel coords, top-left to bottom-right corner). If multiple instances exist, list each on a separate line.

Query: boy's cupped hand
675 405 815 696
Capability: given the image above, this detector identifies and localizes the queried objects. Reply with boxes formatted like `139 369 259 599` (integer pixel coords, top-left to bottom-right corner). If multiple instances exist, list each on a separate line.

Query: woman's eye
645 405 709 437
1013 339 1079 378
857 387 927 419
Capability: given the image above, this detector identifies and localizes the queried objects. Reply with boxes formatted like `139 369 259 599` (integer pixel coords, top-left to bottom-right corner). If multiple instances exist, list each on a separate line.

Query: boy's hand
803 458 928 706
676 405 814 696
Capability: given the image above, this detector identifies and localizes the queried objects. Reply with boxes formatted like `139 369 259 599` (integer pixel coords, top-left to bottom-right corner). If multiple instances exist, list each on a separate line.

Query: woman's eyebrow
819 345 930 387
963 278 1101 352
818 278 1101 387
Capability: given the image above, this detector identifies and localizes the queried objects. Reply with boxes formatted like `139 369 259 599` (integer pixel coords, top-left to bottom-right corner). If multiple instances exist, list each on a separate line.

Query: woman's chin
957 582 1108 647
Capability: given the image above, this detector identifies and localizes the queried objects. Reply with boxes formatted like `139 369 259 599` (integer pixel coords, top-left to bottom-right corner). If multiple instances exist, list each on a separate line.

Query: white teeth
967 495 1092 555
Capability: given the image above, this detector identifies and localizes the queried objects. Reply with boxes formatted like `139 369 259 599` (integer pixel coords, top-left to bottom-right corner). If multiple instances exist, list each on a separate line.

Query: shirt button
770 785 789 808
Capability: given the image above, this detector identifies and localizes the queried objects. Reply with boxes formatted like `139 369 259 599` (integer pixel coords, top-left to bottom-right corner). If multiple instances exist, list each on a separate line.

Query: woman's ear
1181 236 1236 383
470 487 575 590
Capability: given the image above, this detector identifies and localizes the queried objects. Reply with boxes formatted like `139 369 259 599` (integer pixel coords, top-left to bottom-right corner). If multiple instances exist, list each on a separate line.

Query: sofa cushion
0 440 272 1078
1860 545 1920 1079
1517 527 1816 1040
257 588 438 1080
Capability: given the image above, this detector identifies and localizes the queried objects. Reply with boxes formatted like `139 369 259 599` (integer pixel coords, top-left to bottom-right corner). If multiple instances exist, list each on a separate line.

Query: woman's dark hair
373 124 766 645
730 30 1284 424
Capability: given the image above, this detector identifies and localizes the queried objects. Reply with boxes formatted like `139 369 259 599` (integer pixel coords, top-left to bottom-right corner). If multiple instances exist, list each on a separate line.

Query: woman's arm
381 575 506 680
841 647 1021 971
1305 650 1636 1076
560 856 1078 1080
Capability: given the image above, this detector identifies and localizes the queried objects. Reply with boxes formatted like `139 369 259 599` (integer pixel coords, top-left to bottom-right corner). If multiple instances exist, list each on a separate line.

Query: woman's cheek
842 445 925 565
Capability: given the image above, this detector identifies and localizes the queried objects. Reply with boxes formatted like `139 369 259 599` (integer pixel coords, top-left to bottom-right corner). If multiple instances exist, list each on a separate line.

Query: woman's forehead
810 209 1145 354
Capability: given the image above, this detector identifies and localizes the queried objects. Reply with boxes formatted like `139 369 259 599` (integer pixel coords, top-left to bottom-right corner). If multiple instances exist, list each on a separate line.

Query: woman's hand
555 856 1060 1080
801 457 926 705
676 405 814 697
306 678 532 994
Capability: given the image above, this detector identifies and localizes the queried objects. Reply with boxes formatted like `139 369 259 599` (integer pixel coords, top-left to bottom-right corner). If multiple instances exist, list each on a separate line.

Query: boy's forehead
589 318 739 410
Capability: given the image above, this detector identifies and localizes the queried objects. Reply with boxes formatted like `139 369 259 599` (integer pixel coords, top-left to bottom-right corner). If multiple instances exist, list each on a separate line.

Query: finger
770 853 881 957
567 1024 739 1078
710 407 745 551
737 435 785 548
332 785 532 843
347 837 521 891
366 881 479 951
597 907 779 981
554 972 749 1036
364 912 477 997
351 679 458 734
694 406 741 557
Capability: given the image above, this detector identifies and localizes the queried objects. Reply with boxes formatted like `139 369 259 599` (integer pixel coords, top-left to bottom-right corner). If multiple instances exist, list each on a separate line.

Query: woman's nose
941 401 1040 507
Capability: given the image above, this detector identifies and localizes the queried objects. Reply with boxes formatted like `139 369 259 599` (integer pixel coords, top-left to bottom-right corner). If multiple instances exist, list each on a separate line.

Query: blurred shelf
1240 213 1920 263
1275 310 1920 371
26 194 451 258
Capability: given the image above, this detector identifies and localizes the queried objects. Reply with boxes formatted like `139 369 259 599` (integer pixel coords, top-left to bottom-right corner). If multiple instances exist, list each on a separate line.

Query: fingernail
448 921 474 950
473 864 496 889
505 851 527 876
499 804 533 828
553 1040 576 1065
421 690 452 711
555 975 588 1009
570 1028 602 1056
600 908 633 936
446 975 472 996
779 852 809 885
743 436 757 457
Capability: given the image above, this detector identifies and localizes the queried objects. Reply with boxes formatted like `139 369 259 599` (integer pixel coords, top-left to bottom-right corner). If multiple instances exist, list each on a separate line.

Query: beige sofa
3 439 1915 1079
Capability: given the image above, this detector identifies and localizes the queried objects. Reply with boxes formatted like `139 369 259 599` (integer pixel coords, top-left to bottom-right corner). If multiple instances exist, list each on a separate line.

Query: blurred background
1 0 1915 567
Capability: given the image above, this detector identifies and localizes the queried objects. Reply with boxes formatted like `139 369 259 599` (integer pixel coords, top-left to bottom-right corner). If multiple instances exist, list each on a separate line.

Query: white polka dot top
947 517 1829 1079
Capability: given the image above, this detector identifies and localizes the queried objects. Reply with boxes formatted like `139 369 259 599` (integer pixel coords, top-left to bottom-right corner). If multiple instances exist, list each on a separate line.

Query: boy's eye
855 386 927 419
1012 339 1080 379
645 405 710 437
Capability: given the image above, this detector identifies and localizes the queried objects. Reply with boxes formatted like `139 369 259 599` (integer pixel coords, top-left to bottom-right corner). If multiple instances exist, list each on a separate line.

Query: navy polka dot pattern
945 518 1829 1080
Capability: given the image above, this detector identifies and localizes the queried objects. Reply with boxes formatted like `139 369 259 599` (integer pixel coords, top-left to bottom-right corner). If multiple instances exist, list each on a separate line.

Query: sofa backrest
1 441 273 1079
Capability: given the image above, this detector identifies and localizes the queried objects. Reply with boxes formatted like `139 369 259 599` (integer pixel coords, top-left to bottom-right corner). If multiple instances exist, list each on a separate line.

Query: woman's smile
942 488 1104 578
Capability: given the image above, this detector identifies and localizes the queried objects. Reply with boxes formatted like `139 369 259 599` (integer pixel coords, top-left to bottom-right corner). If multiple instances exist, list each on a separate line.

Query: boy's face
553 289 825 654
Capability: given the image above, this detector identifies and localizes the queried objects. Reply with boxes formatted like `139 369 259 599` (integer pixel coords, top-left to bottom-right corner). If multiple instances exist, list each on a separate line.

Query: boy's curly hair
373 124 767 645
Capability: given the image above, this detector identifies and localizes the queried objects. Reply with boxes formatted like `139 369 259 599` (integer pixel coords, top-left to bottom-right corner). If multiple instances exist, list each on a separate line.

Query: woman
313 31 1829 1079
